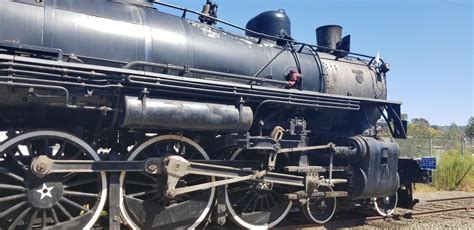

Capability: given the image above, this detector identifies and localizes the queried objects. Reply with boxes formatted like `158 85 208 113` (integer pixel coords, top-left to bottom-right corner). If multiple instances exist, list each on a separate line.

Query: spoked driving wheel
302 185 337 224
0 130 107 229
374 192 398 216
224 149 293 229
120 135 215 230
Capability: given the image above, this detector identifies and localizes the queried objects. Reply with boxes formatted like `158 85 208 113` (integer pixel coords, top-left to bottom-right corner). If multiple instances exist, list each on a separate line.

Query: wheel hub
374 192 398 216
303 185 337 224
318 200 327 209
120 135 215 230
27 182 64 209
256 181 273 191
0 130 106 229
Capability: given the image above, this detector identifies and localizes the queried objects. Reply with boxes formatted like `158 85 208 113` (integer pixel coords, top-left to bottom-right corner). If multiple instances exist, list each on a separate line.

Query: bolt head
36 163 47 173
166 191 175 198
148 164 158 171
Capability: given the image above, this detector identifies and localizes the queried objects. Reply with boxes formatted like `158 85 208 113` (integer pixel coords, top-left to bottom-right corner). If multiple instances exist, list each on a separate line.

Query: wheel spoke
15 146 26 157
63 190 99 198
0 200 27 218
138 171 158 182
270 189 286 200
70 149 84 160
251 196 260 212
147 193 162 202
264 196 271 210
9 146 22 157
233 189 252 205
44 138 50 156
242 193 257 213
228 186 251 194
62 172 78 183
152 144 162 156
8 207 31 230
55 140 67 159
188 149 197 159
125 180 156 187
50 208 59 224
0 167 25 184
140 150 152 160
178 144 185 155
26 142 35 158
6 151 28 173
0 193 26 202
269 193 278 206
61 197 91 213
42 210 47 227
126 189 157 198
63 178 97 189
185 176 207 185
0 183 26 192
166 143 172 153
27 209 38 229
56 203 73 220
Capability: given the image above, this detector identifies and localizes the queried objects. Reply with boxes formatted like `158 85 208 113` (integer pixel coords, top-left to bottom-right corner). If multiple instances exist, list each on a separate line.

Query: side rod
30 155 304 198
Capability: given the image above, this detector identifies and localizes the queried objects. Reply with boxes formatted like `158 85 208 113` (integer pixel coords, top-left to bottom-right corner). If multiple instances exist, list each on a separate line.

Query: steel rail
278 197 474 229
424 196 474 203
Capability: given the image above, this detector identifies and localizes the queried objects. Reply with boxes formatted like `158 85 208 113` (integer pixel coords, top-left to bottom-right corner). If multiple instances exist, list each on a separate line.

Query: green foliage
432 150 474 191
408 119 441 138
441 123 463 140
397 117 474 191
411 118 430 127
465 116 474 138
401 113 408 120
396 138 429 158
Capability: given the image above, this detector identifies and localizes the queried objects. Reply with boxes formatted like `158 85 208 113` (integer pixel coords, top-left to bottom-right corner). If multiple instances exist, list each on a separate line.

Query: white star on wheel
36 183 54 200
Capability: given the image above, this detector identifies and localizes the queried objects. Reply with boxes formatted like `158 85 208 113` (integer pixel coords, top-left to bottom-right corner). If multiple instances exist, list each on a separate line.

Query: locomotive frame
0 1 429 229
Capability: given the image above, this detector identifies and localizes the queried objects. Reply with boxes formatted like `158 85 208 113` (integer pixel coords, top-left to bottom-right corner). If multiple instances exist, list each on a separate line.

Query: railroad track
276 196 474 229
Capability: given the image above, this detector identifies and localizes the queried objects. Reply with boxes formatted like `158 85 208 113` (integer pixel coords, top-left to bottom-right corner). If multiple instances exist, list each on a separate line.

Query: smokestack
316 25 342 53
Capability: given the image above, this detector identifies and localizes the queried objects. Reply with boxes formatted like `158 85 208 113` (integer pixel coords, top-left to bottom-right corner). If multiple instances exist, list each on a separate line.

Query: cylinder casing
351 137 400 200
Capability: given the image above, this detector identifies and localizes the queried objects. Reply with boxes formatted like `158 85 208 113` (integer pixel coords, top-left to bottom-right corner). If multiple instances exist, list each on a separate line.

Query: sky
158 0 473 126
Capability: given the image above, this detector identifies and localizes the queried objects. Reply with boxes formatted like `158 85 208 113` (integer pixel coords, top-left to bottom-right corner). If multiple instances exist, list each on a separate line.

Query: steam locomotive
0 0 428 229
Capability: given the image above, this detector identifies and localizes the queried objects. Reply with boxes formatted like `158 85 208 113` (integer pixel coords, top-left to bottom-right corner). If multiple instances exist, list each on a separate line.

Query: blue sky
158 0 473 126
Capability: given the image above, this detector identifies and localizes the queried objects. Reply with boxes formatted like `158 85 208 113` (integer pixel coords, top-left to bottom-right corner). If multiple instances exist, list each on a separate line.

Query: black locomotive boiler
0 0 428 229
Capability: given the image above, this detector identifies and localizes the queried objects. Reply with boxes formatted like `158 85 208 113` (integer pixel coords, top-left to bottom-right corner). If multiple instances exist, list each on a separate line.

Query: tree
442 123 462 140
408 118 441 138
401 113 408 121
411 118 430 127
465 117 474 138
